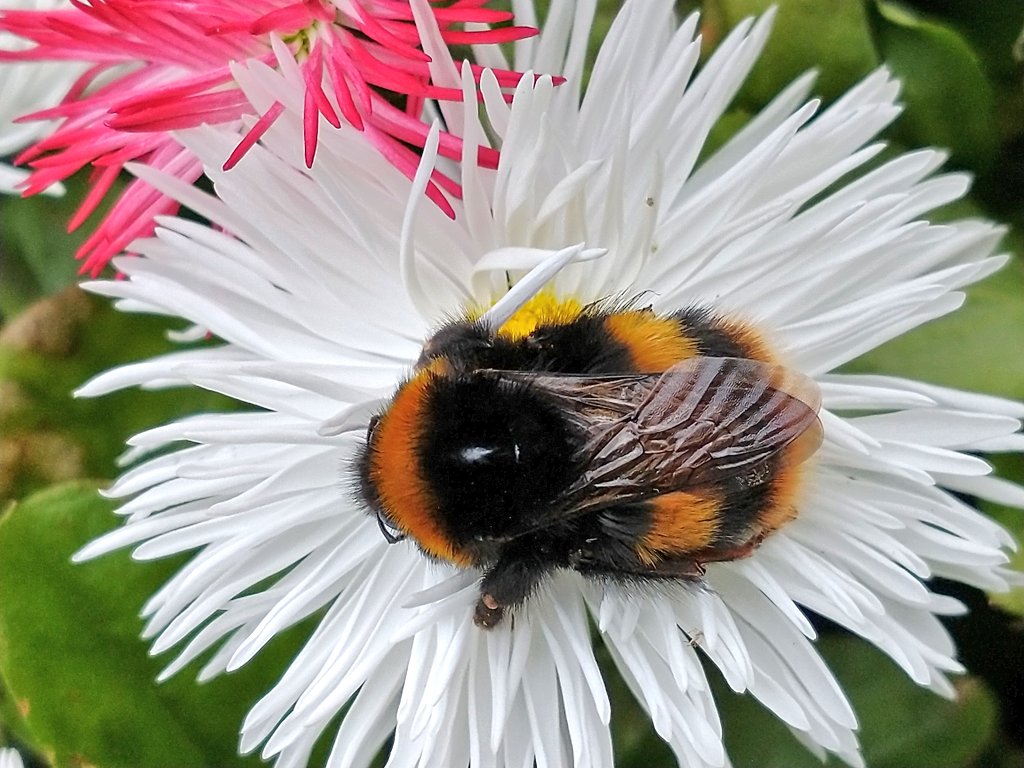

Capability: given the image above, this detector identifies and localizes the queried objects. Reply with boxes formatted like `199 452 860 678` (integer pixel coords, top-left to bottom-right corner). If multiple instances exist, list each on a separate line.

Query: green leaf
0 482 312 767
0 290 237 503
0 193 81 295
0 172 125 318
900 0 1024 84
0 679 35 755
719 635 998 768
833 640 998 768
708 0 880 105
869 1 999 173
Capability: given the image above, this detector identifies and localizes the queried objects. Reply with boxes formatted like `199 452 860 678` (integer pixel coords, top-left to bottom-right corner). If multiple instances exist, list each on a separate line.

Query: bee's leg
473 593 505 629
691 530 767 565
474 542 554 629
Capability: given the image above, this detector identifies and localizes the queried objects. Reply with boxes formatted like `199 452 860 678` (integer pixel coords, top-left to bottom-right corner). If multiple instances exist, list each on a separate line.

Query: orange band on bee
604 311 699 371
370 370 472 567
636 490 722 565
756 437 821 537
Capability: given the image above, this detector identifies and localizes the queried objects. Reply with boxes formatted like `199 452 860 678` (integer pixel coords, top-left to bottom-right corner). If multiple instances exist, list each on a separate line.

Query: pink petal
440 26 537 45
347 0 429 61
108 91 250 131
303 44 341 128
2 0 550 271
223 100 285 171
323 43 365 130
368 97 500 169
247 3 315 36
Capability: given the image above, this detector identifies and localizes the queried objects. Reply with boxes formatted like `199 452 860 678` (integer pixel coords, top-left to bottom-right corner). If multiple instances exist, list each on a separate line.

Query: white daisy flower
0 0 81 195
76 1 1023 767
0 748 24 768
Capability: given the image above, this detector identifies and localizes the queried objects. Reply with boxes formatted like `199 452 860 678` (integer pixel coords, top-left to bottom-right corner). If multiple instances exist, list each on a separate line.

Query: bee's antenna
478 243 607 332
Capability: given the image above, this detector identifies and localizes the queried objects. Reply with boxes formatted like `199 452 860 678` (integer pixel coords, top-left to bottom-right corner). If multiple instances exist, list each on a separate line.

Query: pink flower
0 0 536 274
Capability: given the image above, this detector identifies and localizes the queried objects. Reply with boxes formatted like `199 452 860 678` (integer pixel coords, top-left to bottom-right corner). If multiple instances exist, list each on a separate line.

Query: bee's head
357 369 581 565
416 319 493 370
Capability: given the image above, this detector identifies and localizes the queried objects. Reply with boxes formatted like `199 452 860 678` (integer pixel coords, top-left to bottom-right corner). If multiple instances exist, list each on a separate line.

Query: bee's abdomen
602 306 773 373
604 306 795 563
672 306 773 361
634 489 722 565
635 467 800 564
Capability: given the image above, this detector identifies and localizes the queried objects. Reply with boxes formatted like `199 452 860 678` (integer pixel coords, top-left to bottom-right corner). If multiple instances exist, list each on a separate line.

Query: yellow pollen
469 290 584 340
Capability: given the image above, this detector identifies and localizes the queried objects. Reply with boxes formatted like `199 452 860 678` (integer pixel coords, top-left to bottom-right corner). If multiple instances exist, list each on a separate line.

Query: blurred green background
1 0 1023 766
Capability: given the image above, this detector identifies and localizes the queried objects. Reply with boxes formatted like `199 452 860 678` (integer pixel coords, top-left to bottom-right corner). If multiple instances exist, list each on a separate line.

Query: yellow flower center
470 290 584 340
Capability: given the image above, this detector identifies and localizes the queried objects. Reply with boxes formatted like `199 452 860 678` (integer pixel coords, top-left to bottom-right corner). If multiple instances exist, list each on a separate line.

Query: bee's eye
366 415 381 447
376 510 406 544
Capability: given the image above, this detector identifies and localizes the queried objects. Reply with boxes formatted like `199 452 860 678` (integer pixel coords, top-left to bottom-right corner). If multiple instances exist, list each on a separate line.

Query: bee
356 302 823 628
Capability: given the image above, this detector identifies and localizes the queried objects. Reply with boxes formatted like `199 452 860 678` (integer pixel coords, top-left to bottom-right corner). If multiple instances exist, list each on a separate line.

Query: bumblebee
356 301 823 628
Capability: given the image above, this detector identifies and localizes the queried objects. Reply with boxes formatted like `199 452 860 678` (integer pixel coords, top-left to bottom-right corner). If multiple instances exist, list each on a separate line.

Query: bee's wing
498 357 822 514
